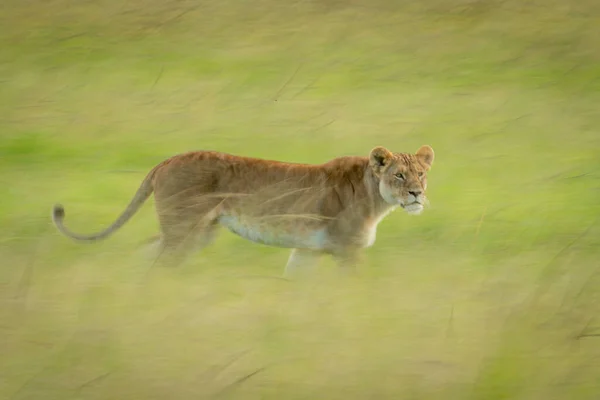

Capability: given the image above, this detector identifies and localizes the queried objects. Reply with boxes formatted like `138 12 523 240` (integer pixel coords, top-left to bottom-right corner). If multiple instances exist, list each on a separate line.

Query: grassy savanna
1 0 599 398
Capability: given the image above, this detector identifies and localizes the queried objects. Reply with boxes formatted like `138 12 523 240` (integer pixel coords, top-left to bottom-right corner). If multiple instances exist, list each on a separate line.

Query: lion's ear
416 145 434 170
369 146 393 173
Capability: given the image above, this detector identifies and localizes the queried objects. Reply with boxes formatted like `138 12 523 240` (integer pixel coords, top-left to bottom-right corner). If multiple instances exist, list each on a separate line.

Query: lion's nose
409 191 421 197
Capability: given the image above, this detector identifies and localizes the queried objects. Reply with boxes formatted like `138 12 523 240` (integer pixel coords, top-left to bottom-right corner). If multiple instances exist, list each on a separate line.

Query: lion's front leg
283 248 322 278
332 248 360 275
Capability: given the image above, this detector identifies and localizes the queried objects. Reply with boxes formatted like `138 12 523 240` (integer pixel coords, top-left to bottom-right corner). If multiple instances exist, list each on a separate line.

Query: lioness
52 145 434 276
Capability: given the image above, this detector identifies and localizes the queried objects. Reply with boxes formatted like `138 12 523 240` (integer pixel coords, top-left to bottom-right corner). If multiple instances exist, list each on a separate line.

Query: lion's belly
218 215 329 249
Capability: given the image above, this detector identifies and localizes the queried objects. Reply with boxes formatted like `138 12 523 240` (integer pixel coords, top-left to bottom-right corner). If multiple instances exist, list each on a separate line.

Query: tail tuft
53 204 65 220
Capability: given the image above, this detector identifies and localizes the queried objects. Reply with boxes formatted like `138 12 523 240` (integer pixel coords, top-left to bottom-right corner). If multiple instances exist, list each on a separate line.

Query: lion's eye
395 173 405 180
418 172 424 177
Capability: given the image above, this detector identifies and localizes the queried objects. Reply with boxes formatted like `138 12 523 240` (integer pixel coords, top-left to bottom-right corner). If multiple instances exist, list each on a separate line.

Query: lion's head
369 145 435 215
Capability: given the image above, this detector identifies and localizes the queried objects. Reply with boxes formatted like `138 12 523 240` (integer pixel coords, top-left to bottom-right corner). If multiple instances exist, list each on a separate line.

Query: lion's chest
362 207 397 248
218 214 328 250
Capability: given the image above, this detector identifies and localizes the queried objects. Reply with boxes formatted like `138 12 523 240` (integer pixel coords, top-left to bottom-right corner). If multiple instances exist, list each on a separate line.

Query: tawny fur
52 145 434 276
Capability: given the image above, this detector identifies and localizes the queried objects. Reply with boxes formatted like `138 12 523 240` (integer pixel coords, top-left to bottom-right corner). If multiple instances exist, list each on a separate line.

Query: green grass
1 0 599 398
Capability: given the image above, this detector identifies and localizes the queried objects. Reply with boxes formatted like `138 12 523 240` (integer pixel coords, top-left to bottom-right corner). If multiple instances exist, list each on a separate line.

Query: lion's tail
52 168 156 242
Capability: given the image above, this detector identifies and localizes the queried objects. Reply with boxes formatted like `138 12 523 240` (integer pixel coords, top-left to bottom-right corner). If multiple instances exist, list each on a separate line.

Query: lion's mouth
401 201 421 209
401 201 424 215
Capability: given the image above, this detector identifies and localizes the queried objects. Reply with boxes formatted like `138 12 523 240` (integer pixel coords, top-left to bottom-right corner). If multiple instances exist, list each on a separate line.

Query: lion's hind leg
153 201 222 268
137 234 164 262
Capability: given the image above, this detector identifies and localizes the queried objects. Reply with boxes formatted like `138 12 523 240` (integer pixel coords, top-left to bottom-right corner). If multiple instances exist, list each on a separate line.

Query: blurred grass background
1 0 599 398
